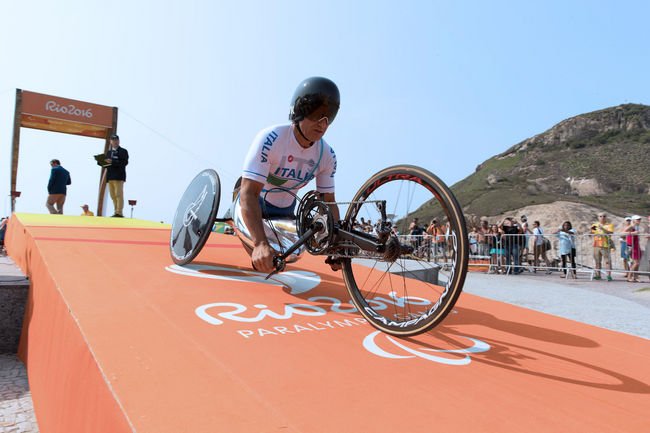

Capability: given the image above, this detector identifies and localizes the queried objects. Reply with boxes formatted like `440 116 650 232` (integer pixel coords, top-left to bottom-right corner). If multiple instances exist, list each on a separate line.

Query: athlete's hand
252 242 276 273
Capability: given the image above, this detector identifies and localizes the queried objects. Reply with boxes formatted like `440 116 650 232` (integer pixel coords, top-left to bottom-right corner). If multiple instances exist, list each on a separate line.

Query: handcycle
170 165 469 336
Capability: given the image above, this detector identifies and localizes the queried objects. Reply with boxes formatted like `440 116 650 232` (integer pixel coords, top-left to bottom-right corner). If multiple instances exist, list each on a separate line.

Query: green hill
414 104 650 226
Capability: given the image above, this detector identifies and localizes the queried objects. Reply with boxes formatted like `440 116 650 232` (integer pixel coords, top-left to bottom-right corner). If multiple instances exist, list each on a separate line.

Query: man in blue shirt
46 159 71 214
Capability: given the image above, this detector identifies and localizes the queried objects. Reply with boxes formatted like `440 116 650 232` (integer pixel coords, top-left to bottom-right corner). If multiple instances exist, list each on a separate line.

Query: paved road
0 255 37 433
0 354 38 433
464 270 650 339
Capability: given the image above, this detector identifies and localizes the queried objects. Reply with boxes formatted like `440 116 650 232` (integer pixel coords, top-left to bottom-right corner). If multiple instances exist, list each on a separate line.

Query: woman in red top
626 215 642 282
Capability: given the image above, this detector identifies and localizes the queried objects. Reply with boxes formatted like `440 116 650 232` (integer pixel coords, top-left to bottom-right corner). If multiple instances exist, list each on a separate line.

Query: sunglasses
305 105 338 125
305 114 331 126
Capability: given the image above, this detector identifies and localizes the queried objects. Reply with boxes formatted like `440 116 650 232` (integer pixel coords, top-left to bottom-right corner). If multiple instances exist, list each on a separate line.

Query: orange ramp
6 213 650 433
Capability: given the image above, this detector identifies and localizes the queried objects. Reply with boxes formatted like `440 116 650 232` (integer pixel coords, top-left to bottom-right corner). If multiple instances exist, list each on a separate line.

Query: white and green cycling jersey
242 123 337 208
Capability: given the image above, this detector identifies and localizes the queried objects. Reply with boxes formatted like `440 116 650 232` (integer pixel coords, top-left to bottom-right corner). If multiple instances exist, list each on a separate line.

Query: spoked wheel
170 169 221 265
342 165 469 336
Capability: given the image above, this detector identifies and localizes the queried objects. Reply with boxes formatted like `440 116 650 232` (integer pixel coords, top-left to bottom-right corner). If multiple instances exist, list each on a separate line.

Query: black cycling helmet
289 76 340 124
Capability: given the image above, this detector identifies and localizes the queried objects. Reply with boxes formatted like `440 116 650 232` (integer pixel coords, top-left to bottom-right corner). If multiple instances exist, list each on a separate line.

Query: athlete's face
298 105 332 142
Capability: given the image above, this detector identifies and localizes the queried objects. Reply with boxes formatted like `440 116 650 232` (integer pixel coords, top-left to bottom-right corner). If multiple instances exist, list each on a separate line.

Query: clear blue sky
1 0 648 221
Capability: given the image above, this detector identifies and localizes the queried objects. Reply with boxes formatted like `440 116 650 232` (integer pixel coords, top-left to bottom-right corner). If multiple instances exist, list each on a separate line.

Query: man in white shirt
239 77 341 273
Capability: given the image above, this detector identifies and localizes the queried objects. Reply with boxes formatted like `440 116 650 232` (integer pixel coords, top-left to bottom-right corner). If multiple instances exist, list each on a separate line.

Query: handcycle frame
264 191 410 280
170 165 469 336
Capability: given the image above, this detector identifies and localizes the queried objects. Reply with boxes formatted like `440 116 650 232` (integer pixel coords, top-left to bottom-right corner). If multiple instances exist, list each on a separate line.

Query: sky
1 0 649 222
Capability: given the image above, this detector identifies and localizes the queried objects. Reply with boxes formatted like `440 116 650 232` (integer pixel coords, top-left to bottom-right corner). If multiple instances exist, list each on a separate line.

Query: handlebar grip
265 256 285 280
273 256 285 272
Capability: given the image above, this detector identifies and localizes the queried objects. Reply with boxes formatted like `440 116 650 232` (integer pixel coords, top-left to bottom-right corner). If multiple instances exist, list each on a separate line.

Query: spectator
619 216 632 275
0 217 7 254
520 215 533 268
427 219 446 259
646 215 650 282
468 226 479 255
46 159 71 214
625 215 642 282
478 219 490 257
104 134 129 218
80 204 94 216
487 224 504 274
409 217 424 252
556 221 577 279
532 220 552 274
444 221 454 261
502 218 522 274
424 219 437 259
591 212 614 281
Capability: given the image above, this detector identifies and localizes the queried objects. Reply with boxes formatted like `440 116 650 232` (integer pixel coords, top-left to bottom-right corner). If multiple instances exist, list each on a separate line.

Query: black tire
170 169 221 265
342 165 469 336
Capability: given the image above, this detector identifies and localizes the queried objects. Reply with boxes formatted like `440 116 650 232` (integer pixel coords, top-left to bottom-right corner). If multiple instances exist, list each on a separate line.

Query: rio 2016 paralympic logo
166 264 430 325
363 331 490 365
166 263 490 364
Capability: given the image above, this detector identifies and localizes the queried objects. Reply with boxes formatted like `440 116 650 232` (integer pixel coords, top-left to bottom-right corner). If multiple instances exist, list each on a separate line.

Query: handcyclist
239 77 341 273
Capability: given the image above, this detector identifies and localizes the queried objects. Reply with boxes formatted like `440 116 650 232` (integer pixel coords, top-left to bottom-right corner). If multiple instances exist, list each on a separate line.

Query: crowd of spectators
351 217 402 238
469 215 545 275
402 213 649 281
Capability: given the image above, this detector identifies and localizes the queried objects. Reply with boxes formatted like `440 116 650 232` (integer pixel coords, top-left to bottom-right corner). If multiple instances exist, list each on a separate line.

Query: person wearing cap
46 159 71 214
619 216 632 275
590 212 614 281
625 215 643 282
104 134 129 217
80 204 94 217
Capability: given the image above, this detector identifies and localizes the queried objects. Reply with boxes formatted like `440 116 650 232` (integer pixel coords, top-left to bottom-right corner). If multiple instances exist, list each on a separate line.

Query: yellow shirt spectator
591 214 613 248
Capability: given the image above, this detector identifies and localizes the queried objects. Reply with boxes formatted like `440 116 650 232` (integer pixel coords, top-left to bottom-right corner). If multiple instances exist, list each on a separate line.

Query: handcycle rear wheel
342 165 469 336
170 169 221 265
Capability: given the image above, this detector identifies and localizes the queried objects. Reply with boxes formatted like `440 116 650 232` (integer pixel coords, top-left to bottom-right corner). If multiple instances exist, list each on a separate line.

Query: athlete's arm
321 192 340 222
240 178 275 273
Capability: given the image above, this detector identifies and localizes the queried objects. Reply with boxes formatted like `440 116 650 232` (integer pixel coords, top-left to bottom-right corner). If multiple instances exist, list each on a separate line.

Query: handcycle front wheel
341 165 469 336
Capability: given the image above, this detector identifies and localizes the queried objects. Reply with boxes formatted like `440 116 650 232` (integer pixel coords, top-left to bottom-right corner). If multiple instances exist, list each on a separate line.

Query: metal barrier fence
398 232 650 280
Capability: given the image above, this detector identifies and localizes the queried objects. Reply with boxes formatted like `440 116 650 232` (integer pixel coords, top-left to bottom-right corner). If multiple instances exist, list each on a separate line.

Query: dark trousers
561 248 576 275
505 244 521 273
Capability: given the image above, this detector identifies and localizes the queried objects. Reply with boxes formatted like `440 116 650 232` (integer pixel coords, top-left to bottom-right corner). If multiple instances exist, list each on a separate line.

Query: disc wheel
170 169 221 265
342 165 469 336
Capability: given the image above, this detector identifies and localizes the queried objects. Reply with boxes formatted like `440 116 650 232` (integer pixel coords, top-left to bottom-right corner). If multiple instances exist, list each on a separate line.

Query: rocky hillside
412 104 650 229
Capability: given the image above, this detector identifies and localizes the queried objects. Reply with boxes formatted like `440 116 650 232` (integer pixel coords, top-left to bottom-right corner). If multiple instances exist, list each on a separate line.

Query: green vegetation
413 104 650 223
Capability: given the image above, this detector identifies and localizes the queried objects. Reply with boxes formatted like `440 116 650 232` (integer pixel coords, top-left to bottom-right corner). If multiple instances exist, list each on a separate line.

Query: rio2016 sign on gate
10 89 118 215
